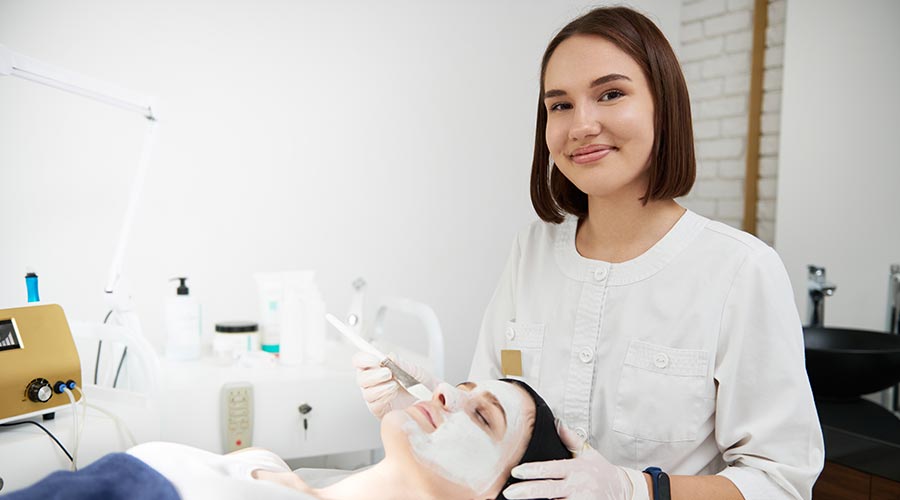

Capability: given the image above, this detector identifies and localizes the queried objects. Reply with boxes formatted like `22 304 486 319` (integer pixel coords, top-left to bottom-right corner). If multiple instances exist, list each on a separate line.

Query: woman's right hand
352 351 438 419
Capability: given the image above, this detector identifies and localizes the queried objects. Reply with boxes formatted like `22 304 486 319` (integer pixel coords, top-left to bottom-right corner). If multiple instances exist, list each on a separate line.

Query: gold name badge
501 349 523 377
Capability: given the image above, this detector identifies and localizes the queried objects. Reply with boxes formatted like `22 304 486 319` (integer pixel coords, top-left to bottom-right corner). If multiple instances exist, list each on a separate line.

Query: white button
575 427 587 440
654 352 669 368
505 327 516 340
579 348 594 363
594 267 607 281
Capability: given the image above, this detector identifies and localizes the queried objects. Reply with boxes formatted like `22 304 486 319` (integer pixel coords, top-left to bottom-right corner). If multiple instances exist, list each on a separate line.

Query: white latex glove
503 421 649 500
352 351 440 419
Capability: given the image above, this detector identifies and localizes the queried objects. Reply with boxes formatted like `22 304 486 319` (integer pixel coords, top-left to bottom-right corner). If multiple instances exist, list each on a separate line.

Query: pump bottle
165 277 201 360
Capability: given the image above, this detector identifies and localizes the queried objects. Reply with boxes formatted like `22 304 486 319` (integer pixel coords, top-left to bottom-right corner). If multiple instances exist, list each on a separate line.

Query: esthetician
355 6 824 500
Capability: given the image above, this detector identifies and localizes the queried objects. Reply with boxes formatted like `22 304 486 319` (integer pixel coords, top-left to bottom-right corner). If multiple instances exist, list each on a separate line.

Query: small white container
213 321 259 365
165 277 201 361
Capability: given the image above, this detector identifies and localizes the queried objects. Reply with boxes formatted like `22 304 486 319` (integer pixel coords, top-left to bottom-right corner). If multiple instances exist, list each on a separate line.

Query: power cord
113 346 128 388
0 383 137 476
94 309 114 385
0 420 74 465
94 310 129 389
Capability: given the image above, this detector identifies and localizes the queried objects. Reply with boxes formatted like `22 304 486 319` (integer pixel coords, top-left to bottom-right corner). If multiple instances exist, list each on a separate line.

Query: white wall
676 0 786 245
0 0 680 383
775 0 900 331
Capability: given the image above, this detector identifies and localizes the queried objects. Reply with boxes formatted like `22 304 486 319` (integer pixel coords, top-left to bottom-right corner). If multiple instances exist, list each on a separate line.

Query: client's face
381 380 536 498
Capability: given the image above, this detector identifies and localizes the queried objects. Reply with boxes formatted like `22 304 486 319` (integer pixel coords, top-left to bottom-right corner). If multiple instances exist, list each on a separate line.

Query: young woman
6 379 570 500
136 379 571 500
356 6 824 500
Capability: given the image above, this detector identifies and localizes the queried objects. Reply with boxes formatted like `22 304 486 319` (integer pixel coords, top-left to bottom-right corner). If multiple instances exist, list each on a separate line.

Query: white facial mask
403 381 526 494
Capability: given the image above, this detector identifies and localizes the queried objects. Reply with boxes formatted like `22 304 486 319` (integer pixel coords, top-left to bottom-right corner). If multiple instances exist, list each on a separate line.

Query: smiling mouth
569 145 616 165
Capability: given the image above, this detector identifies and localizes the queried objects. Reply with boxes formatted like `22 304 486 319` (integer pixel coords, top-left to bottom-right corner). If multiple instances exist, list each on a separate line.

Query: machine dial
26 378 52 403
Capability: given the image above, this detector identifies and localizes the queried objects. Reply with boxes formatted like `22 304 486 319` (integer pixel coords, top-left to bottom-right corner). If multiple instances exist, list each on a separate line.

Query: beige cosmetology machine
0 304 82 424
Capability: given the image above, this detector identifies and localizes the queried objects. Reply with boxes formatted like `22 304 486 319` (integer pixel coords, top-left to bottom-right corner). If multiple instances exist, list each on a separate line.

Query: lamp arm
1 43 160 296
104 119 159 295
0 44 156 119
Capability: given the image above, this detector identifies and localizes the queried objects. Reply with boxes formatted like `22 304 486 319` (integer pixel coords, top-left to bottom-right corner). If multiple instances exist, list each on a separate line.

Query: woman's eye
549 102 571 112
476 410 491 429
599 89 624 102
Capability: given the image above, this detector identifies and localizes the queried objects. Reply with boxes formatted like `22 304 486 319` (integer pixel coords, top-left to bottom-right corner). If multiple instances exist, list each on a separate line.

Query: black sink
803 326 900 399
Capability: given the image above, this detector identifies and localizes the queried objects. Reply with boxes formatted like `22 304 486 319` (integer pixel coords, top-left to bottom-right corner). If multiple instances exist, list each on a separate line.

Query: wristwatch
643 467 671 500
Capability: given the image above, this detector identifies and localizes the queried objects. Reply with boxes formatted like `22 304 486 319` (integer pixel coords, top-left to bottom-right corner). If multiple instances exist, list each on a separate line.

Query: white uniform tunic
469 210 824 500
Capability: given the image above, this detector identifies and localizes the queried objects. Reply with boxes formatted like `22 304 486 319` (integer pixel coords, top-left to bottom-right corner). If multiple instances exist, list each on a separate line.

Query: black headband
495 379 572 500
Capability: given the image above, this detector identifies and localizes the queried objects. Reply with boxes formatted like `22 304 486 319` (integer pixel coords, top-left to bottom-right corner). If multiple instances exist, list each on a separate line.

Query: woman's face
543 34 656 202
381 380 535 498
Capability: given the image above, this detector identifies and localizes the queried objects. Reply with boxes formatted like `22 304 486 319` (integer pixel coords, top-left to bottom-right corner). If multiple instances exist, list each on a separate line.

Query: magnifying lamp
0 43 158 298
0 44 160 394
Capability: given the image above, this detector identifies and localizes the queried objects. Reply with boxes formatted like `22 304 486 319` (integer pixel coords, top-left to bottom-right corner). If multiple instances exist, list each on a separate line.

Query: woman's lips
570 145 615 165
415 404 437 429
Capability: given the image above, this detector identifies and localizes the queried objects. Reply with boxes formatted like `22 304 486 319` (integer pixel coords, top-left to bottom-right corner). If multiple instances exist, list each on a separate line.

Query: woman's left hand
502 423 638 500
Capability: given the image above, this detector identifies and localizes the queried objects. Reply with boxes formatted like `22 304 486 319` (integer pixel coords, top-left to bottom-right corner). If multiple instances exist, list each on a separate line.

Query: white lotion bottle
165 277 201 360
281 271 327 366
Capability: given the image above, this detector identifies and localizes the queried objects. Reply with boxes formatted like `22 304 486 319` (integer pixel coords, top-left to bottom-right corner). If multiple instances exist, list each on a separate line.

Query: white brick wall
678 0 786 245
757 0 786 245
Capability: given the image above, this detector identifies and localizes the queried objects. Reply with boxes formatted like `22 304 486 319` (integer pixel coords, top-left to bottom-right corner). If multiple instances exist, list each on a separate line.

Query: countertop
816 398 900 482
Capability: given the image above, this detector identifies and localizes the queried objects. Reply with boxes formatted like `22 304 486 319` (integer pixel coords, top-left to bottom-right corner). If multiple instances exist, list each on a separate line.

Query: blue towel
2 453 180 500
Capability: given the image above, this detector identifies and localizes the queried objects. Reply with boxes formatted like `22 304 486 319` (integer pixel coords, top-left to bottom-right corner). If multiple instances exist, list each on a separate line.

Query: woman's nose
569 105 602 141
433 382 466 411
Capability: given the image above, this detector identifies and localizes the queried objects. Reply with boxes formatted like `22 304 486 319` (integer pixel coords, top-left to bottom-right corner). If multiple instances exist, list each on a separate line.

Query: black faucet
885 264 900 413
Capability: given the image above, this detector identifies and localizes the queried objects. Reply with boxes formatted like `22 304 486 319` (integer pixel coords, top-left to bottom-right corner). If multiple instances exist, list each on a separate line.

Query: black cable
94 310 114 385
94 340 102 385
113 346 128 388
1 420 74 464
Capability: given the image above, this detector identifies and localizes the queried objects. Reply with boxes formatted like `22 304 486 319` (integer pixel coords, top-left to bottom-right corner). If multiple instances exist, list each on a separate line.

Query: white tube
282 271 326 366
280 271 311 366
253 272 284 354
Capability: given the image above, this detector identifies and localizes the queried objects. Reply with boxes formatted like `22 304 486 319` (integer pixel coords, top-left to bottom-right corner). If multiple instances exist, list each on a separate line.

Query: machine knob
26 378 52 403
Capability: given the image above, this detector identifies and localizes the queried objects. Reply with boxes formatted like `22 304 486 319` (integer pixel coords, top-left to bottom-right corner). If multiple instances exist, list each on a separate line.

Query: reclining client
5 379 573 500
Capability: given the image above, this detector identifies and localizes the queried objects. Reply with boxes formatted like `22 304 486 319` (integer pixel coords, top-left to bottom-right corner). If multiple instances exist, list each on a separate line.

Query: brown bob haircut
531 6 696 223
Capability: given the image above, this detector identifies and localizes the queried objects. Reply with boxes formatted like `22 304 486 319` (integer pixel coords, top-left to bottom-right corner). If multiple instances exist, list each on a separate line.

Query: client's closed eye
476 408 491 429
457 381 508 437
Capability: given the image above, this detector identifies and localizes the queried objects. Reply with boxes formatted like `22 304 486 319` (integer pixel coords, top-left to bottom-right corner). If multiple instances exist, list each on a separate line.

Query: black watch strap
643 467 671 500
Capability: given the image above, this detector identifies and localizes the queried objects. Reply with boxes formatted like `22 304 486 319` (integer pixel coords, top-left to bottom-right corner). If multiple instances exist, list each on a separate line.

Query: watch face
658 472 671 500
643 467 671 500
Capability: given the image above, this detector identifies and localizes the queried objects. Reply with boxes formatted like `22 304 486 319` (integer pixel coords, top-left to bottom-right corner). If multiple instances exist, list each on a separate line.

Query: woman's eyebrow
543 73 632 99
459 382 508 428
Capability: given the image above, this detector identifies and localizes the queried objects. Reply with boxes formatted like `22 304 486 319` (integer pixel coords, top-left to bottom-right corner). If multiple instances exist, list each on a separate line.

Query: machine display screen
0 318 22 352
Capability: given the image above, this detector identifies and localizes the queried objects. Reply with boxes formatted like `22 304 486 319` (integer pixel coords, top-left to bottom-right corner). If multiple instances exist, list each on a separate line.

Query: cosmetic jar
213 321 259 364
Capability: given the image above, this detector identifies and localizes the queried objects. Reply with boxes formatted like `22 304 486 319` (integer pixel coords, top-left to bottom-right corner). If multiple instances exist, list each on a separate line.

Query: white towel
128 442 315 500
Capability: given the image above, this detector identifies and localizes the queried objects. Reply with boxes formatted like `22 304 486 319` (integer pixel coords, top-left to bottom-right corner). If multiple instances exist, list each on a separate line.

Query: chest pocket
502 321 545 387
612 340 714 442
